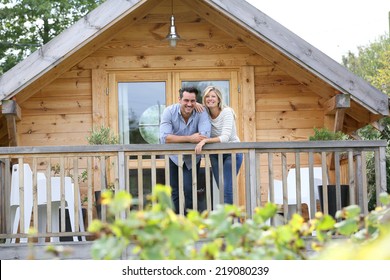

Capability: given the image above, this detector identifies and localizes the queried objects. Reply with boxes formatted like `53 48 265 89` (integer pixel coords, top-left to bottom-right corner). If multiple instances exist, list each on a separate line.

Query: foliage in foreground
88 185 390 260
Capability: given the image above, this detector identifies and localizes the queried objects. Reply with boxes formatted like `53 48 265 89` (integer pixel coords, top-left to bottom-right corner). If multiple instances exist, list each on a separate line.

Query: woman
195 86 243 204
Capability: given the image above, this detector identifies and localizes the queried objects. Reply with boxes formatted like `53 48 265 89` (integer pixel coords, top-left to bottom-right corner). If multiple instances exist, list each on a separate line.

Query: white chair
271 167 323 221
9 164 85 243
37 175 86 242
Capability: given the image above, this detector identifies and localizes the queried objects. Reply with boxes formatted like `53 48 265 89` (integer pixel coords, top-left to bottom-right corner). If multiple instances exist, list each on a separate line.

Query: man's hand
194 102 205 113
189 132 207 143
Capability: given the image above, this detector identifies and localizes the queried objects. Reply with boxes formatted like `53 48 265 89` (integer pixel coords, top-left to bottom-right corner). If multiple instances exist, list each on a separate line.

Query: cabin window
118 81 166 144
181 80 230 105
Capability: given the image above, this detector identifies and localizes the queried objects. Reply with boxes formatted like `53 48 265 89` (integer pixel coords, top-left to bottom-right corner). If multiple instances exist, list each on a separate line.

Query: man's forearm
165 134 191 143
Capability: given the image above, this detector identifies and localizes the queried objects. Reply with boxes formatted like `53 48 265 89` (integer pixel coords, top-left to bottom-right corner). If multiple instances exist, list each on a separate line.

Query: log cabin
0 0 388 257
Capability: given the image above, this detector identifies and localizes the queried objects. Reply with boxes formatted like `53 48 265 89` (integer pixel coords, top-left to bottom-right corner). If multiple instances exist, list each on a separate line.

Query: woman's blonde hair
202 86 226 111
202 86 237 119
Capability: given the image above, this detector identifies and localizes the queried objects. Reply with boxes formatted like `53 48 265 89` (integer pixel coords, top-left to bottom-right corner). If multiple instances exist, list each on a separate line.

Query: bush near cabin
87 185 390 260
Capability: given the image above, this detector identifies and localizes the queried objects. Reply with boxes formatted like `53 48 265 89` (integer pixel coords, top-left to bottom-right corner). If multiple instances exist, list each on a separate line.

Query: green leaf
87 219 103 233
152 184 173 210
335 219 359 236
91 236 128 260
379 192 390 206
110 190 132 214
253 203 278 224
316 214 336 231
342 205 361 219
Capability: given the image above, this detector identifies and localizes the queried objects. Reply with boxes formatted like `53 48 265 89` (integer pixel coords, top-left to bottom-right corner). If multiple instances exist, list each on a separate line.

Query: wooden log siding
0 140 387 242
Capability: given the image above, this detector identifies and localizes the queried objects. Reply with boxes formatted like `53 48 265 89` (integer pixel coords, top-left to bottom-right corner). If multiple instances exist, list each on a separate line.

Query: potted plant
309 127 349 141
86 125 119 219
309 127 350 217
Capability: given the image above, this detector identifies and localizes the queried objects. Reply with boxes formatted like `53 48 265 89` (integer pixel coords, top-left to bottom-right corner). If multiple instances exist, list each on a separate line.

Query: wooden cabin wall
255 65 324 142
17 70 93 146
11 0 335 205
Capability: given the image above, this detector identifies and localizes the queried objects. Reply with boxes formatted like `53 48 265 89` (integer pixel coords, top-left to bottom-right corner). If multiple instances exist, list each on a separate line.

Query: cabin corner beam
1 100 21 146
323 94 350 114
323 94 350 132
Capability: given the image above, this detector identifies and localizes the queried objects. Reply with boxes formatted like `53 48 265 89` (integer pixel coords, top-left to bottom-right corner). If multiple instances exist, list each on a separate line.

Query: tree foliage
342 34 390 95
342 34 390 210
0 0 105 75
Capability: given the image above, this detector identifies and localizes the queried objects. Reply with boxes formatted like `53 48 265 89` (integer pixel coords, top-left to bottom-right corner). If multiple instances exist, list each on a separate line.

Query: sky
246 0 390 62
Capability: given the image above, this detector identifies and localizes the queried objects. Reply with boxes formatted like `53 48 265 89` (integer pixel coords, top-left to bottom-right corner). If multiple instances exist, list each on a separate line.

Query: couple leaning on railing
159 85 243 215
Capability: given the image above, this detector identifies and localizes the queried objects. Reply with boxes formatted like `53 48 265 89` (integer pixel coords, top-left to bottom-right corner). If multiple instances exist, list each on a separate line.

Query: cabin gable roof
0 0 388 116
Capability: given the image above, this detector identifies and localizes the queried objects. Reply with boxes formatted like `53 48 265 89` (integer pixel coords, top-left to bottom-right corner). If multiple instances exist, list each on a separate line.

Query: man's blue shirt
160 103 211 169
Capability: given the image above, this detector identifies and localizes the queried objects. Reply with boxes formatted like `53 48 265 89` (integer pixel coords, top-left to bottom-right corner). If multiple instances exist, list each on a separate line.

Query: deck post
118 151 126 219
377 147 387 207
245 149 257 218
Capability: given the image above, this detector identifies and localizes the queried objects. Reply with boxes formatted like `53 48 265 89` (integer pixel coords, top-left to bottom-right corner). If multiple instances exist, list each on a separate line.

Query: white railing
0 140 387 243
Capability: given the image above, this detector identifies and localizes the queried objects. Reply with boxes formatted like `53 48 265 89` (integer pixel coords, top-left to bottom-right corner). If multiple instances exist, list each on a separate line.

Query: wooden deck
0 140 387 259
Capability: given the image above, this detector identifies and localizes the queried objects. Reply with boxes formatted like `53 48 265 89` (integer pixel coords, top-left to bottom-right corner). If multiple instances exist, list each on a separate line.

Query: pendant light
165 0 181 47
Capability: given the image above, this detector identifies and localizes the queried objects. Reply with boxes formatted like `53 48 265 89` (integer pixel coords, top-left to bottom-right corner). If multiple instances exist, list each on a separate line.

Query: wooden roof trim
0 0 148 101
206 0 388 116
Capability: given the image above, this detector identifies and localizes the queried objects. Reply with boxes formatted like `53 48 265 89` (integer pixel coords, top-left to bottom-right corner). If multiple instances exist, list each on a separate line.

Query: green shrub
87 125 119 145
309 127 349 141
88 186 390 260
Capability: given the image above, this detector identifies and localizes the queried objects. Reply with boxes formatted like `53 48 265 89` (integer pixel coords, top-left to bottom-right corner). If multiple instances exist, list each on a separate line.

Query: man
160 86 211 214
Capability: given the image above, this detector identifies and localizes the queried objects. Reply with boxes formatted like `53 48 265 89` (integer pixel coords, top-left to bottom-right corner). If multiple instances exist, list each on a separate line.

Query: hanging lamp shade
165 15 181 47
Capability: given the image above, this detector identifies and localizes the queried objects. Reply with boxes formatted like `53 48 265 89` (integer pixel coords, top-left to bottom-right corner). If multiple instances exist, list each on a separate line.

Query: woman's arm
194 136 220 154
194 108 236 153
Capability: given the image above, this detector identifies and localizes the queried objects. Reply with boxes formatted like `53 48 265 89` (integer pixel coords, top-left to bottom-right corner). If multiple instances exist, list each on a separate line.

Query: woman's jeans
210 153 243 204
169 159 201 214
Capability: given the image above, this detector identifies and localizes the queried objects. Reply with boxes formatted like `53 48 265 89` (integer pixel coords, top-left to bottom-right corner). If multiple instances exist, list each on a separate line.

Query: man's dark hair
179 86 199 99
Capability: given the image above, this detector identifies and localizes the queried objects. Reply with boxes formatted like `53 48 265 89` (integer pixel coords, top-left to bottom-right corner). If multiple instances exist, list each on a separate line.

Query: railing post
348 151 355 205
245 149 257 218
355 153 364 211
361 151 368 214
205 155 212 211
0 159 8 235
308 152 316 219
118 151 126 192
334 152 341 213
321 152 329 215
376 147 387 206
178 154 184 215
281 153 288 224
118 151 126 219
4 159 11 236
191 154 198 211
100 156 107 222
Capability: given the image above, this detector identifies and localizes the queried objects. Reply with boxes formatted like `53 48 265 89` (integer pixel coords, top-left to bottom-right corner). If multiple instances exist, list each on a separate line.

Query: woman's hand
195 139 206 154
194 102 205 113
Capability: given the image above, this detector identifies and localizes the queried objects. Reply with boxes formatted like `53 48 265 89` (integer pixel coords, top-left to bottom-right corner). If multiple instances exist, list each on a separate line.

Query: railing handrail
0 140 387 155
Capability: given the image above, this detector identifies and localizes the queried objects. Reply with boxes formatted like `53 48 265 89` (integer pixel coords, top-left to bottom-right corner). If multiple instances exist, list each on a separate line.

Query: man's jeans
210 153 243 204
169 159 201 214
